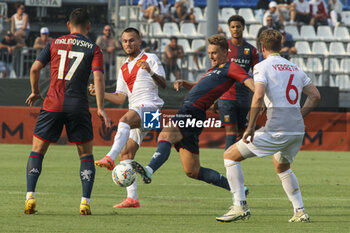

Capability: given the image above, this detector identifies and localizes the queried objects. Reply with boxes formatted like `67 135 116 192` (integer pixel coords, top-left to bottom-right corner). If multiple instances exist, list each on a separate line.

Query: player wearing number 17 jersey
24 8 111 215
216 29 320 223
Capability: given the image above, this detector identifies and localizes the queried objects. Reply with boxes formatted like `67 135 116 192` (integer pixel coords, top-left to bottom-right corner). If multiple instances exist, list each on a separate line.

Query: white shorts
129 103 161 146
236 127 304 164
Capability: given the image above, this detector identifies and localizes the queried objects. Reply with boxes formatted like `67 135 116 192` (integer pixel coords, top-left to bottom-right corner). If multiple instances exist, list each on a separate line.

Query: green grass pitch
0 144 349 233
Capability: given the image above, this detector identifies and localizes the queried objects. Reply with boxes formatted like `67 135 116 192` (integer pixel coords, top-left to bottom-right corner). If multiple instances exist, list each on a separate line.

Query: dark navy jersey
183 62 251 111
37 33 104 112
220 39 258 101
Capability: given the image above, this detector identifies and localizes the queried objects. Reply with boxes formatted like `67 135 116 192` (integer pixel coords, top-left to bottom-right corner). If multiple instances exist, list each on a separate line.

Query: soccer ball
112 163 137 187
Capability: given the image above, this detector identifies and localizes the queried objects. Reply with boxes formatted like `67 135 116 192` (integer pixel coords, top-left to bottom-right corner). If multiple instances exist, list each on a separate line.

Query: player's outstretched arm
243 78 255 93
301 83 321 118
25 60 44 106
89 84 127 105
93 70 111 128
243 82 265 144
173 80 197 91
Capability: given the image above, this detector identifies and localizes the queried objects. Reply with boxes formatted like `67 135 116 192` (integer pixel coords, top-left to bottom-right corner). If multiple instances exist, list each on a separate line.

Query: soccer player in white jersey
216 29 320 223
89 27 166 208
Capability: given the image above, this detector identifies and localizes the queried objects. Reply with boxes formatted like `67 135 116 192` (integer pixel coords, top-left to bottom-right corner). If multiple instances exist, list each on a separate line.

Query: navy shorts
218 99 250 128
172 104 206 154
34 109 93 143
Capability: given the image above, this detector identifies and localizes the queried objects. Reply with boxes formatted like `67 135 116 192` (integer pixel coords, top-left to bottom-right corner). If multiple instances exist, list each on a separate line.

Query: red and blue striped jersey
184 62 251 111
220 39 258 101
37 33 104 112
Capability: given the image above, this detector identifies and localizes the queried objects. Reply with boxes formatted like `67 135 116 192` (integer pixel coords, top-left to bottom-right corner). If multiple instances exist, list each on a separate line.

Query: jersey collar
126 50 145 63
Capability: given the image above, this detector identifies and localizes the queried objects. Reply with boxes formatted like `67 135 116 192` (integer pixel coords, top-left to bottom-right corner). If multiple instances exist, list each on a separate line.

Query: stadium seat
178 39 192 53
290 57 307 71
220 8 236 23
333 26 350 42
149 22 164 37
295 41 311 54
163 22 181 36
329 42 346 55
316 25 334 41
311 41 329 55
346 42 350 52
300 25 317 41
324 58 340 74
335 75 350 90
306 57 323 73
198 22 206 36
340 58 350 72
192 39 206 51
341 11 350 26
219 23 230 37
193 7 204 22
237 8 258 24
180 23 202 39
246 39 256 47
306 72 321 86
285 25 301 40
248 24 262 39
160 38 170 52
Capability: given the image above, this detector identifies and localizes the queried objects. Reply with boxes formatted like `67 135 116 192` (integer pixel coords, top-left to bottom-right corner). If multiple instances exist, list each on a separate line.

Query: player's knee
119 153 134 161
185 170 197 179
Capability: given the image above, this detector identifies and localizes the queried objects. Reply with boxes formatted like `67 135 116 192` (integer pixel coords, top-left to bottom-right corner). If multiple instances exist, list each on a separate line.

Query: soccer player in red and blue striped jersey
24 8 111 215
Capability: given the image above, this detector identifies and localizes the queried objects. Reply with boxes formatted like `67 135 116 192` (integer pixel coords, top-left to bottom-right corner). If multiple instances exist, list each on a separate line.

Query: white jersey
253 54 311 135
116 50 165 108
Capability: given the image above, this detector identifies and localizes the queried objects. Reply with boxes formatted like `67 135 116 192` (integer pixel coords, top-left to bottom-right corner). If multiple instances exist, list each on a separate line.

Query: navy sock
148 141 172 173
225 134 237 150
26 152 44 192
80 155 95 198
197 166 230 191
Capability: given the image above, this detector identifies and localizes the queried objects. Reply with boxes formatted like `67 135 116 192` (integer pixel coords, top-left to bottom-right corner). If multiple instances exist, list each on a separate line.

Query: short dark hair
259 29 282 52
69 8 90 27
122 27 141 38
208 34 228 51
170 36 178 41
228 15 245 27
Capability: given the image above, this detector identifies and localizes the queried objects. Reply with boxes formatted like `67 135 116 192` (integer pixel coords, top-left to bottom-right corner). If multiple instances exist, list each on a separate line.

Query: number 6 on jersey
57 49 84 80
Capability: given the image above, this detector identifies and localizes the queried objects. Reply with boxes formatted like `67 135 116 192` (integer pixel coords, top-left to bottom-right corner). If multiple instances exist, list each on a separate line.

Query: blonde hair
208 34 228 51
259 29 282 52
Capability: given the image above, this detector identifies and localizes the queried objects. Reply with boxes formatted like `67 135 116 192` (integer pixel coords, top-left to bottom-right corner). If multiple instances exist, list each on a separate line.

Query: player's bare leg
25 137 50 214
273 156 309 222
114 139 140 208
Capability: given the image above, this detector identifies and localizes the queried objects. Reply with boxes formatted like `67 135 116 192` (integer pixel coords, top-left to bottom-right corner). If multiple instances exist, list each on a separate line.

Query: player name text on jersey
272 64 299 72
55 38 93 49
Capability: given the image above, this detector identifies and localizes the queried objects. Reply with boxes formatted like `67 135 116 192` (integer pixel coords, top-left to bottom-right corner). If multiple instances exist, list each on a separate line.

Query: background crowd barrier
1 106 349 151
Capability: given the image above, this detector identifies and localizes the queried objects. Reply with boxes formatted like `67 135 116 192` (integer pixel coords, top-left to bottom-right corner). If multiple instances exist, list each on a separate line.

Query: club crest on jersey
244 48 250 55
137 59 146 67
224 115 230 122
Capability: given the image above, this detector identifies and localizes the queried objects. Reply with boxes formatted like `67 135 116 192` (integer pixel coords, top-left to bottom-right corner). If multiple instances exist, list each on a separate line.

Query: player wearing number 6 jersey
24 8 111 215
216 29 320 223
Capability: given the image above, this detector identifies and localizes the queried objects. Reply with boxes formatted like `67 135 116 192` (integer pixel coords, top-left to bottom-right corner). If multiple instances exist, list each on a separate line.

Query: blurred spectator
279 30 297 59
96 25 122 80
161 36 184 80
255 0 270 24
157 0 174 26
257 15 279 52
11 2 30 47
290 0 313 25
329 0 343 27
309 0 329 26
174 0 195 24
138 0 158 22
0 31 19 78
33 27 53 50
275 0 294 25
263 2 282 29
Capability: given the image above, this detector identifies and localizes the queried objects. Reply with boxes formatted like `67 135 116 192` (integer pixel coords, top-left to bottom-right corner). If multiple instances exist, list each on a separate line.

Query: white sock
81 197 90 204
122 159 138 200
278 168 304 212
107 122 130 161
26 192 35 199
224 159 246 206
145 166 154 175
